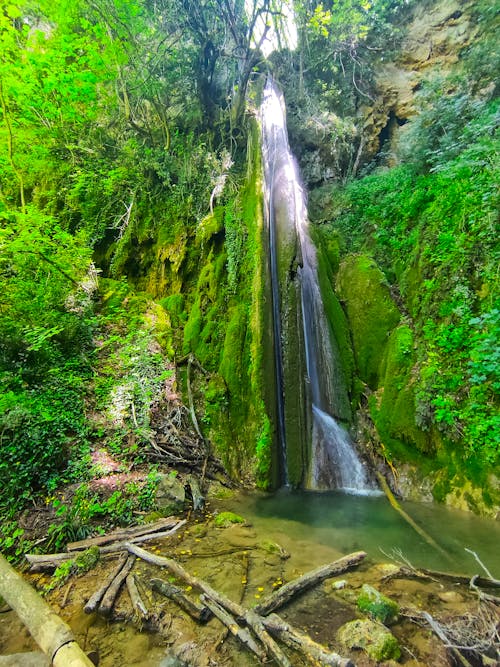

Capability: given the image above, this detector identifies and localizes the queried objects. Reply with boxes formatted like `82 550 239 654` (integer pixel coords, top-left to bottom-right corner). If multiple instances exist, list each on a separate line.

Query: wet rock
357 584 399 624
337 618 401 661
258 539 290 559
332 579 348 590
154 473 185 515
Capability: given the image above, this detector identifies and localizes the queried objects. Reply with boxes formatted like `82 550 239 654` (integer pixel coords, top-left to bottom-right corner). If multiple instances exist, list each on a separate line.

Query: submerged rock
357 584 399 624
214 511 245 528
337 618 401 661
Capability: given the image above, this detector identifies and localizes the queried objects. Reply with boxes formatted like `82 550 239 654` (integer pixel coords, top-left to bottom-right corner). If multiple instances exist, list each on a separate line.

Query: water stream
220 489 500 576
261 78 374 492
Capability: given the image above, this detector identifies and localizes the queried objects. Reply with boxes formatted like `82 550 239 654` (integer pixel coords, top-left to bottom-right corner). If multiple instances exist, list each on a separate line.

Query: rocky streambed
1 487 498 666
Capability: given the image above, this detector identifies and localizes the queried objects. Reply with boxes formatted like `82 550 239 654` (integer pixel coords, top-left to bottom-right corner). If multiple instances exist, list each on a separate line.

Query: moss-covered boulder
155 472 185 516
357 584 399 624
336 254 401 388
337 618 401 661
214 511 245 528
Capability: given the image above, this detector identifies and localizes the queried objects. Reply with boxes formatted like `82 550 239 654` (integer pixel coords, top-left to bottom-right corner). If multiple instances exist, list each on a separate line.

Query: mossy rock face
337 618 401 661
357 584 399 624
313 229 354 419
336 254 401 389
214 511 245 528
372 324 435 455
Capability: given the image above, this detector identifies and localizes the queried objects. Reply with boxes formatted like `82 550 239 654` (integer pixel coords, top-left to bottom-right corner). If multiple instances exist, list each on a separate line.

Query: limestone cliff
360 0 479 164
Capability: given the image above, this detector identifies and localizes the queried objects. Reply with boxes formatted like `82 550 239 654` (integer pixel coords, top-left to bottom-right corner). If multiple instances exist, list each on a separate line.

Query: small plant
45 546 100 592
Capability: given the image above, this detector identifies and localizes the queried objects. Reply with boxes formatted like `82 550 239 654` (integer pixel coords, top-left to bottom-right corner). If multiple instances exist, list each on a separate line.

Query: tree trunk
0 554 93 667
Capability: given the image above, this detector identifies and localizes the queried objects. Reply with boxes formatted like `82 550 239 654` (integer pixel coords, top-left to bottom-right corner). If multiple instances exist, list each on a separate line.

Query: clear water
224 489 500 577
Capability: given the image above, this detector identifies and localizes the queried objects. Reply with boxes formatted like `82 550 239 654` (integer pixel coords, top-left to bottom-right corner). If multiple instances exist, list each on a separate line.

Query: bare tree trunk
0 554 93 666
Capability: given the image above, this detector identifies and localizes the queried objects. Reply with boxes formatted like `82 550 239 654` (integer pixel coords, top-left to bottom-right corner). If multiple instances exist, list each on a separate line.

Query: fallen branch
470 575 500 605
151 578 211 623
200 594 267 662
26 520 187 572
84 553 128 614
98 554 136 617
0 653 49 666
264 614 354 667
464 548 498 583
254 551 366 616
126 574 149 622
422 612 474 667
67 517 179 551
381 551 500 589
126 543 352 666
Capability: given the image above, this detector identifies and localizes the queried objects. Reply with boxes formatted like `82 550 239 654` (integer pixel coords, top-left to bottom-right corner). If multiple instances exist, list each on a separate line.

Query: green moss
196 207 224 245
357 584 399 624
373 324 435 455
336 254 401 389
338 619 401 662
182 295 202 355
75 545 100 572
314 226 355 414
219 304 249 397
214 511 245 527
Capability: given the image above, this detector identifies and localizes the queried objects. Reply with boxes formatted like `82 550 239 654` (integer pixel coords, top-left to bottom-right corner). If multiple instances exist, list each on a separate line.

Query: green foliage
93 279 173 457
289 0 412 117
372 324 435 455
46 546 100 591
46 476 159 552
321 71 499 486
255 414 272 486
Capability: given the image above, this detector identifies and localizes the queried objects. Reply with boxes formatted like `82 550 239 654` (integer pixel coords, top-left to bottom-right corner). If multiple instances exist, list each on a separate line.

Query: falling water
261 78 375 493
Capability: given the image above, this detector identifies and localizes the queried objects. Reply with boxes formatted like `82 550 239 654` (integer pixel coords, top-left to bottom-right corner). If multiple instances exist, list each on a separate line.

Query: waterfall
261 78 375 493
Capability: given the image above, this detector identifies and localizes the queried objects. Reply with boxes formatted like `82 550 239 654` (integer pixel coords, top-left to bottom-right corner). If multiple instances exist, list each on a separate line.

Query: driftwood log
0 554 93 667
126 543 354 667
67 517 179 551
254 551 366 616
264 614 354 667
26 519 187 572
200 594 267 662
126 574 149 622
98 554 136 617
0 653 50 666
84 553 128 614
151 577 211 622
